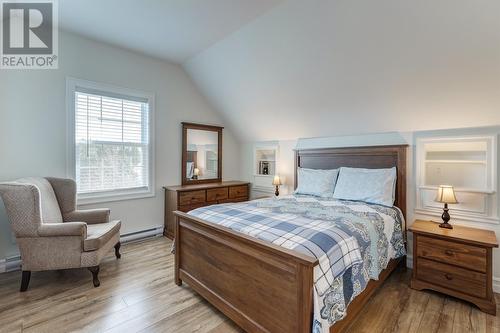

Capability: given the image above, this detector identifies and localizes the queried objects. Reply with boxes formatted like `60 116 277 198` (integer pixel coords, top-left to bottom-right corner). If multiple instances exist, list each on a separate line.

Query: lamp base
439 203 453 229
275 185 279 197
439 222 453 229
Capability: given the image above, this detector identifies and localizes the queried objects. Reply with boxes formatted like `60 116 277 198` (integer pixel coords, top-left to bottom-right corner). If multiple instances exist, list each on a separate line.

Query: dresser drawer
219 197 248 204
207 187 228 202
417 236 486 272
179 190 206 206
178 203 206 213
229 185 248 199
416 258 486 298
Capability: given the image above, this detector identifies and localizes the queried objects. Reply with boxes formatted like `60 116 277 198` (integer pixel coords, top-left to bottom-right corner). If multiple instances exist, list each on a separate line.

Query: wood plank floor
0 237 498 333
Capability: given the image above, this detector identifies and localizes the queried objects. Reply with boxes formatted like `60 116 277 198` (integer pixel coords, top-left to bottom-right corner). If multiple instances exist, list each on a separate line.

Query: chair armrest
64 209 110 224
38 222 87 237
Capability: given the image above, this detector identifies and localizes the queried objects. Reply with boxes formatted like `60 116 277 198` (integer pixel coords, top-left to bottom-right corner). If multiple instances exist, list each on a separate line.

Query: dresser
163 181 250 239
410 220 498 315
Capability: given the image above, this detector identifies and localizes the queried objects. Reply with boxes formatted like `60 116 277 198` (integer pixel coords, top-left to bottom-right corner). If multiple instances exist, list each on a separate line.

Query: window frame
66 77 155 205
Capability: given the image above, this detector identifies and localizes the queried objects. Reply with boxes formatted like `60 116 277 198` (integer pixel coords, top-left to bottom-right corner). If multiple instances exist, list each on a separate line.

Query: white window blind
74 88 151 196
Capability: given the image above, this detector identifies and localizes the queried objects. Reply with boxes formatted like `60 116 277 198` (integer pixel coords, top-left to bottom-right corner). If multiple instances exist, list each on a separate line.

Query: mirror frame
181 122 223 185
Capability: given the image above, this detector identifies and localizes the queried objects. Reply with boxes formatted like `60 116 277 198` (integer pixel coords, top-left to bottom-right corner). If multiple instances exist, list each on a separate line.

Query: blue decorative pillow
295 168 339 197
333 167 397 206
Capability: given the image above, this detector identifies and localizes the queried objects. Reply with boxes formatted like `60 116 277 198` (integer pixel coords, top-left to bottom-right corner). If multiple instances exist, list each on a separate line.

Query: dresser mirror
182 122 223 185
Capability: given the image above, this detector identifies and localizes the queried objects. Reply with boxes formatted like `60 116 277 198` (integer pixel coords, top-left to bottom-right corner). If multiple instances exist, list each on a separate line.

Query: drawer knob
444 250 453 256
445 273 453 280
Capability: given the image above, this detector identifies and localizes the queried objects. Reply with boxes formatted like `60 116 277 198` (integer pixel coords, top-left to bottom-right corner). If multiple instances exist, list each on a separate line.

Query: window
67 78 155 204
205 150 218 177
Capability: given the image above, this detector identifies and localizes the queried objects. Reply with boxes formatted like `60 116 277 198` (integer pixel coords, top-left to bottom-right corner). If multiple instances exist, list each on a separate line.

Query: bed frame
174 145 408 333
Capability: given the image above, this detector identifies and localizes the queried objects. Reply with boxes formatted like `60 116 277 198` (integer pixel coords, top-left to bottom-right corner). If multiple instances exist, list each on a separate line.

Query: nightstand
410 220 498 315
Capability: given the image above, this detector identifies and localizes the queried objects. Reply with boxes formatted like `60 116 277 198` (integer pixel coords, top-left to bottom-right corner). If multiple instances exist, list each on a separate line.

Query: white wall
0 31 241 261
241 127 500 291
186 0 500 142
188 0 500 291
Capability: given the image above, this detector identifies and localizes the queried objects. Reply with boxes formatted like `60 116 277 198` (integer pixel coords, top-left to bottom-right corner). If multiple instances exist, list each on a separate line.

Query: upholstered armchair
0 177 121 291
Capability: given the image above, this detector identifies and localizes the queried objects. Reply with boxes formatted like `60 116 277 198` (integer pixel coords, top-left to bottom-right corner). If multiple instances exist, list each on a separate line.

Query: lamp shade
193 168 200 176
272 175 282 186
435 185 458 204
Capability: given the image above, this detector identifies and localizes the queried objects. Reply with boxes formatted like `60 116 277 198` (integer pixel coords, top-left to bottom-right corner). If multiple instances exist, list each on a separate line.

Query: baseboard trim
406 254 413 269
0 225 164 273
494 277 500 293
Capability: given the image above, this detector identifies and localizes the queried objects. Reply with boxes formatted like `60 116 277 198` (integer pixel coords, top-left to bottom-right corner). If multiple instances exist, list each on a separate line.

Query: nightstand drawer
416 258 486 298
179 190 206 205
417 236 487 272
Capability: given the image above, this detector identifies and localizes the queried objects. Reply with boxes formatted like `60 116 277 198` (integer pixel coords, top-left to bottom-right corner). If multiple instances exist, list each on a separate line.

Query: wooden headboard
294 145 408 220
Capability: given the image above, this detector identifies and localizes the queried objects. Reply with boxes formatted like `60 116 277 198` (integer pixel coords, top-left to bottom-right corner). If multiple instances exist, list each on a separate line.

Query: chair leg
88 266 100 287
20 271 31 292
114 242 121 259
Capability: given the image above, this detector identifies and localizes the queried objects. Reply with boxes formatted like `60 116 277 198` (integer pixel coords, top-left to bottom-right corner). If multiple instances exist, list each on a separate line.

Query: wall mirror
182 122 223 185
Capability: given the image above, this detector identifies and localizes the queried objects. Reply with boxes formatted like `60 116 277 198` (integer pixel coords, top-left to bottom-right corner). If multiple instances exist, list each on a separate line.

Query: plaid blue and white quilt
188 194 406 332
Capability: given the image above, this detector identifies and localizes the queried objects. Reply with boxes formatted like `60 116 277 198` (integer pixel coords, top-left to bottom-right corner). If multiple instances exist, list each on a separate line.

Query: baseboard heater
120 225 164 243
0 256 21 273
0 225 164 273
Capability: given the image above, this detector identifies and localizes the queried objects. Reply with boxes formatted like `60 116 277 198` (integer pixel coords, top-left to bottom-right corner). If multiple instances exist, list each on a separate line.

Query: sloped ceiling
59 0 283 63
185 0 500 142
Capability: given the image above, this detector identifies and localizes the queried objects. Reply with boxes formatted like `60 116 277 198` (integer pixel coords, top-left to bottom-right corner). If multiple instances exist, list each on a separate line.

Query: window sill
77 188 155 205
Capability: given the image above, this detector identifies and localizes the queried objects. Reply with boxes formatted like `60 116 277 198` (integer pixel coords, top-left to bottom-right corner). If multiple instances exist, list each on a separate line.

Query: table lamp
435 185 458 229
193 168 200 180
272 175 282 197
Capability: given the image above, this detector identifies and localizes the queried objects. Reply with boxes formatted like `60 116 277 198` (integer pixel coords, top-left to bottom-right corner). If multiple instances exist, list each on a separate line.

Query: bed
173 145 408 333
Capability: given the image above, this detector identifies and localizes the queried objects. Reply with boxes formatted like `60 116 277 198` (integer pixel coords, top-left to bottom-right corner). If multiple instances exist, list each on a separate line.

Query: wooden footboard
174 211 318 333
174 210 403 333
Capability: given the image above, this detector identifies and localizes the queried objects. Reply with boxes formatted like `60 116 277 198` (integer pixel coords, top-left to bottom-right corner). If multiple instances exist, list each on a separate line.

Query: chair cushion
17 177 63 224
84 220 121 252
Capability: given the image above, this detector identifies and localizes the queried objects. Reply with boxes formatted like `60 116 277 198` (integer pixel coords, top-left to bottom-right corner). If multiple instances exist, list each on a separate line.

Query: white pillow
295 168 339 197
333 167 397 206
